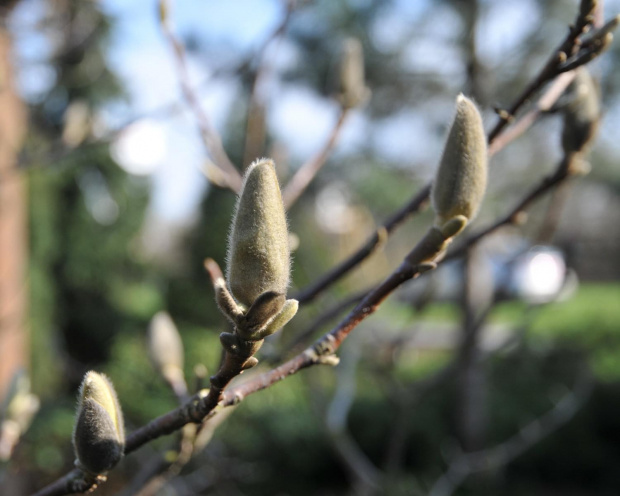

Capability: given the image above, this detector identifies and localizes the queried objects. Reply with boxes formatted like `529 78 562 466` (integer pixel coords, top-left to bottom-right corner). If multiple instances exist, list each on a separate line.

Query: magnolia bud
148 312 187 397
561 68 600 157
339 37 370 109
227 158 290 307
73 372 124 474
432 94 488 229
148 312 184 378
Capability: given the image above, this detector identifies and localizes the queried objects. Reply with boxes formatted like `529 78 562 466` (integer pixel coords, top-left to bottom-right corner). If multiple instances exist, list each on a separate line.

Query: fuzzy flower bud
227 158 290 307
432 94 488 229
73 371 125 475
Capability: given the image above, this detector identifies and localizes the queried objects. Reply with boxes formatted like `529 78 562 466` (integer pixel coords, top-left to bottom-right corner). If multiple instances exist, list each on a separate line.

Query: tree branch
159 0 243 192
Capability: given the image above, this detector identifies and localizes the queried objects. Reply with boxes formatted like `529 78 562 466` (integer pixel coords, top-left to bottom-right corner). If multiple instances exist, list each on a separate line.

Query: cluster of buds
72 371 125 475
212 158 298 371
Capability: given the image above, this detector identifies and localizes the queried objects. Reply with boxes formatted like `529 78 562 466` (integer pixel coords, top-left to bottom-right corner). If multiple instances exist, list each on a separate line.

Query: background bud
73 371 124 474
147 311 186 393
431 94 488 228
562 68 600 157
339 37 370 109
227 158 290 307
0 370 39 461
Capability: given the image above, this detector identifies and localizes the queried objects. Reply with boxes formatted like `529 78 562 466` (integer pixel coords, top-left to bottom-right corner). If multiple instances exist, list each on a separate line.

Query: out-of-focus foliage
26 1 159 397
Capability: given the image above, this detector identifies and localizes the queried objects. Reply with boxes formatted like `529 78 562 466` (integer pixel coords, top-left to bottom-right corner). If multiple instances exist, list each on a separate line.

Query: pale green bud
339 37 370 109
147 311 185 386
73 372 124 474
227 158 290 307
431 94 488 229
562 68 600 157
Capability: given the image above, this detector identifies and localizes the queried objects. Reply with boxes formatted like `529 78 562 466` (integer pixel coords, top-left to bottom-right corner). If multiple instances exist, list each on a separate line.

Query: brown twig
159 0 243 192
276 288 369 361
294 188 428 304
487 72 576 157
282 107 350 208
32 470 105 496
487 1 597 143
242 0 295 167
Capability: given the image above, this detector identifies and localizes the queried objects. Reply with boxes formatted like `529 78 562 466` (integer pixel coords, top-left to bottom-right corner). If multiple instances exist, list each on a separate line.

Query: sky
9 0 620 224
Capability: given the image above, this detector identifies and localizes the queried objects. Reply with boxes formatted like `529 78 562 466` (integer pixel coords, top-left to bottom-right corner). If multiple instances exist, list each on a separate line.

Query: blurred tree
25 0 158 395
0 1 27 402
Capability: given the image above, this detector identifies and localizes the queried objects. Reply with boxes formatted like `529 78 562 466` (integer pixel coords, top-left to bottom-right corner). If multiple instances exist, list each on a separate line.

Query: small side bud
73 372 125 475
148 312 187 397
431 94 488 229
227 158 291 308
339 37 370 109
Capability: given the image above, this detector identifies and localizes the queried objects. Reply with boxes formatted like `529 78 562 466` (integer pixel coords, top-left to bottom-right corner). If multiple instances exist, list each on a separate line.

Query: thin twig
487 2 596 143
276 288 369 361
282 107 349 208
445 162 575 262
242 0 295 167
159 1 243 192
487 72 576 157
293 188 427 304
